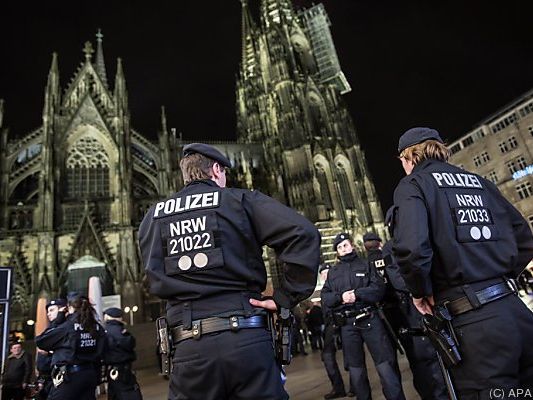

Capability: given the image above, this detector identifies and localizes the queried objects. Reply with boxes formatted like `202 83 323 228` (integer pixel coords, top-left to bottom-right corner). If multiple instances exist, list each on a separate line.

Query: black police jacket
321 252 385 311
392 158 533 299
35 312 106 366
104 320 136 365
381 241 409 293
139 179 320 323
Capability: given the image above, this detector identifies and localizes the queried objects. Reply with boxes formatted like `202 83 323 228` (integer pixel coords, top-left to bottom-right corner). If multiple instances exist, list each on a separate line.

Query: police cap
182 143 231 168
104 307 123 318
363 232 382 242
398 127 443 153
333 232 352 250
46 298 67 310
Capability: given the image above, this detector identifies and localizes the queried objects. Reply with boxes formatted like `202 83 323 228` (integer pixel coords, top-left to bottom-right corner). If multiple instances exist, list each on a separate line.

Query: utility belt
438 277 518 317
332 306 375 327
51 364 94 387
170 314 268 344
107 363 134 383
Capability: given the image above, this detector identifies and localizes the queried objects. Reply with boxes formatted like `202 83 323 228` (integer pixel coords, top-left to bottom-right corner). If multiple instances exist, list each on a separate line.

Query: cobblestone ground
98 292 533 400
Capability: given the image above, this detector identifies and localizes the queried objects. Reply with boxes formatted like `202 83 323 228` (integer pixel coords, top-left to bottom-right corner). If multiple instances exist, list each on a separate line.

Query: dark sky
1 1 533 209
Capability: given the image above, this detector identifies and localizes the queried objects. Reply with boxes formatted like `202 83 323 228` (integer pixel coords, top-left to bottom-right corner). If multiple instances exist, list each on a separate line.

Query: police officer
364 230 447 400
36 299 68 399
103 307 143 400
138 143 320 400
392 127 533 398
319 264 347 400
35 295 106 400
321 233 406 400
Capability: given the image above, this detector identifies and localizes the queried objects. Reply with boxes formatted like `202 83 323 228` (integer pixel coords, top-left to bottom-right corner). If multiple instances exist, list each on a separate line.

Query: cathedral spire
0 99 4 129
95 29 109 88
240 0 258 78
160 105 168 133
114 58 128 111
260 0 294 28
43 52 60 117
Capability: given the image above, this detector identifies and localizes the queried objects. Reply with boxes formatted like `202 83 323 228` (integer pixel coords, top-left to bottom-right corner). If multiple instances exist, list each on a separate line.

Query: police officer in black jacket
321 233 405 400
138 143 320 400
103 307 143 400
35 295 106 400
319 264 347 400
364 231 447 400
392 127 533 399
36 299 68 399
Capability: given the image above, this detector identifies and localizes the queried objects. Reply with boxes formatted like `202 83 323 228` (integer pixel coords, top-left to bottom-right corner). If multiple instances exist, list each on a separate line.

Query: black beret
104 307 123 318
398 127 443 153
182 143 231 168
46 298 67 309
333 232 352 250
319 263 330 273
363 232 382 242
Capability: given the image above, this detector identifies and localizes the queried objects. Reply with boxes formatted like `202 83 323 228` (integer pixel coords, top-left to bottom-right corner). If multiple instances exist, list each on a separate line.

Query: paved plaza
97 292 533 399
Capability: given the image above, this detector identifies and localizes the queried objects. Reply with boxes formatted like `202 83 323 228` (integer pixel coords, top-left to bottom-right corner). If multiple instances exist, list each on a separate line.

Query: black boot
324 390 347 399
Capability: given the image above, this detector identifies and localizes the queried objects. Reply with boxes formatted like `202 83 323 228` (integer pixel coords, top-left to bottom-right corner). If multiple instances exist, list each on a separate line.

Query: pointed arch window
66 137 110 199
335 165 354 209
315 166 333 210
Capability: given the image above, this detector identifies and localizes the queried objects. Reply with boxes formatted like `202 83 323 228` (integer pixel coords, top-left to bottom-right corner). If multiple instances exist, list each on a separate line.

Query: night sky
1 0 533 210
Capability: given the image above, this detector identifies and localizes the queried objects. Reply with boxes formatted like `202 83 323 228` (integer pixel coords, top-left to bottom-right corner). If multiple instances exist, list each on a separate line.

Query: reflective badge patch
161 211 224 275
445 191 498 243
356 273 366 277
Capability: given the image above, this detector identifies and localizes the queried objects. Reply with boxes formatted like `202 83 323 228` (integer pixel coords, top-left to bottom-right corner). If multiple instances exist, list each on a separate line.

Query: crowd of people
3 127 532 400
2 296 143 400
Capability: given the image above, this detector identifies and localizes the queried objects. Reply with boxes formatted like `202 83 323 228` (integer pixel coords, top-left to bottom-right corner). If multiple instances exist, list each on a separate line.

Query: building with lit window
448 89 533 231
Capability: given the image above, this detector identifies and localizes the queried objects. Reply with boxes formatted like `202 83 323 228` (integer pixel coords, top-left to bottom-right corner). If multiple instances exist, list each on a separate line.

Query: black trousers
48 368 98 400
321 323 345 394
108 368 143 400
169 328 287 400
385 301 448 400
340 313 405 400
448 294 533 399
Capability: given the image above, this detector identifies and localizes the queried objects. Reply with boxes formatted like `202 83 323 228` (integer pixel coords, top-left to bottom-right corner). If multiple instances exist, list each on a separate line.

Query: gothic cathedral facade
0 1 385 328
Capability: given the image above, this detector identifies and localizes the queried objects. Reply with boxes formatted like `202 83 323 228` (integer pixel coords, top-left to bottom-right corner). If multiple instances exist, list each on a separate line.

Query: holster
51 365 68 387
269 308 293 366
332 312 346 327
422 308 462 368
156 317 173 377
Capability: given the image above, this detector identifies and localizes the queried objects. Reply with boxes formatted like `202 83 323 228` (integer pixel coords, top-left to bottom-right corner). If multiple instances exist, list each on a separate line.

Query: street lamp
123 305 138 325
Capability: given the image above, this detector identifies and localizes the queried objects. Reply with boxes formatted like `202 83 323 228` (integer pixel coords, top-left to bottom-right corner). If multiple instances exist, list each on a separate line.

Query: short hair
179 153 215 184
364 240 381 251
399 139 450 166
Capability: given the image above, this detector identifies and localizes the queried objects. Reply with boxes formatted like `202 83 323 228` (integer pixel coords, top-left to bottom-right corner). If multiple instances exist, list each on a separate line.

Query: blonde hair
179 153 215 184
399 140 450 165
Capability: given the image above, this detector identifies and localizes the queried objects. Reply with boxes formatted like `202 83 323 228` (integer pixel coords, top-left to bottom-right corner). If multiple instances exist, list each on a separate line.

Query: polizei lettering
431 172 483 189
153 192 220 217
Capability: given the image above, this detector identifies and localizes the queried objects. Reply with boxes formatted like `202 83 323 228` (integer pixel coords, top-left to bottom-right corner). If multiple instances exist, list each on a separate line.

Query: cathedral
0 1 385 329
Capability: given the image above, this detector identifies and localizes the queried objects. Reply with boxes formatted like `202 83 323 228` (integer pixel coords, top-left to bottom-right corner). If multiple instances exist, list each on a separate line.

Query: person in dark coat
305 301 324 351
36 298 68 399
364 231 448 400
392 127 533 398
103 307 143 400
321 233 405 400
35 295 106 400
1 342 32 400
138 143 320 400
319 264 347 399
